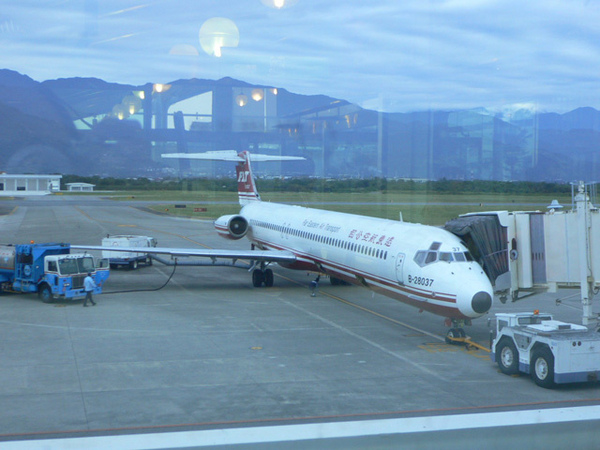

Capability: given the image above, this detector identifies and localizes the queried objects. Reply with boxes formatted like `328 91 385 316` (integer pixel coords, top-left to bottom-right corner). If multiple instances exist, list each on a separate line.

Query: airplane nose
471 291 492 314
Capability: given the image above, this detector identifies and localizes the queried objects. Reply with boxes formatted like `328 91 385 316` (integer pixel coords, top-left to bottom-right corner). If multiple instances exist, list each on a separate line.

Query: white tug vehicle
492 311 600 388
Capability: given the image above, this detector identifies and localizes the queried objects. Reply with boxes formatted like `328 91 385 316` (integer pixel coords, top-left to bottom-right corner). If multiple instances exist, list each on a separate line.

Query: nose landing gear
444 318 469 345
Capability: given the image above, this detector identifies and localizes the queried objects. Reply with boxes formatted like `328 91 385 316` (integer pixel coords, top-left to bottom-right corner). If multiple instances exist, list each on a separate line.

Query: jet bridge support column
576 182 597 327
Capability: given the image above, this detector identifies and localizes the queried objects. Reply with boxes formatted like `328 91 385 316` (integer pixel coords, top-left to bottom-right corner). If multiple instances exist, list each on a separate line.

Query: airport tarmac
1 195 599 444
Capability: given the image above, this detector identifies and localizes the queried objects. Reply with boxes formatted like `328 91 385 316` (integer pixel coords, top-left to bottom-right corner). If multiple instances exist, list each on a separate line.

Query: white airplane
74 150 493 338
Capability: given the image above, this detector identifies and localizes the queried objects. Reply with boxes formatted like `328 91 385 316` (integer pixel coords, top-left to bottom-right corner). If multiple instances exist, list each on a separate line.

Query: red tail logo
236 151 261 205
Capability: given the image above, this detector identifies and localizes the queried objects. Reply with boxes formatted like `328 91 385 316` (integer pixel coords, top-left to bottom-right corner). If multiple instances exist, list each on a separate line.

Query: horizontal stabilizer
161 150 305 162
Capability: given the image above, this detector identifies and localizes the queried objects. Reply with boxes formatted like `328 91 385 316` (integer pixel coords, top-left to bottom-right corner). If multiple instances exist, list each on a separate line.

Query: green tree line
61 175 572 195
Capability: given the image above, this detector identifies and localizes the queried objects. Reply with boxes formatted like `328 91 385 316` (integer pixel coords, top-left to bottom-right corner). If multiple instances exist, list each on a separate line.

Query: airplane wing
71 245 297 264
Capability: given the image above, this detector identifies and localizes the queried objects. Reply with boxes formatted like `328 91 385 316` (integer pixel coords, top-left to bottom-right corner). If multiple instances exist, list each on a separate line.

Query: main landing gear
444 318 468 345
252 264 274 288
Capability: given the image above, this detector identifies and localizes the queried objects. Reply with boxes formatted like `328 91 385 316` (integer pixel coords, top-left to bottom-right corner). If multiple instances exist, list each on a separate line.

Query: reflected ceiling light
271 88 278 95
199 17 239 57
153 83 171 94
251 89 264 101
112 104 128 120
122 95 142 114
260 0 299 9
236 94 248 107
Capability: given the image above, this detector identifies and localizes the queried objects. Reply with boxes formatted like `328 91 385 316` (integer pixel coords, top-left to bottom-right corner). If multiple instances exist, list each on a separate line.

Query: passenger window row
250 220 389 260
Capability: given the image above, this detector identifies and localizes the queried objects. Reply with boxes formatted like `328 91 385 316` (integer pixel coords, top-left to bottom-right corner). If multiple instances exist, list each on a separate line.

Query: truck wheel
497 339 519 375
38 285 53 304
531 348 555 388
129 260 138 270
146 256 153 266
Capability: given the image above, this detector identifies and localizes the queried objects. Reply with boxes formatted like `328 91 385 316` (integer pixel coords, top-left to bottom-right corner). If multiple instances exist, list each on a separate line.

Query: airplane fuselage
240 201 493 320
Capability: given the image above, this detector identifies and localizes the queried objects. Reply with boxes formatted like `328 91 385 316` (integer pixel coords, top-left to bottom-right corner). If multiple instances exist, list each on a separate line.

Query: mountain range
0 68 599 181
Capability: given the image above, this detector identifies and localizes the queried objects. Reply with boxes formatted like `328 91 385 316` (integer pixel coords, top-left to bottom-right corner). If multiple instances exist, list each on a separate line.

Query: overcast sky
2 0 600 113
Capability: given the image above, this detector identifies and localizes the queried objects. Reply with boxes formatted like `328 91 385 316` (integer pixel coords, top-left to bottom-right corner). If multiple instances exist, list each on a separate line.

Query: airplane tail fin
236 151 260 205
161 150 305 206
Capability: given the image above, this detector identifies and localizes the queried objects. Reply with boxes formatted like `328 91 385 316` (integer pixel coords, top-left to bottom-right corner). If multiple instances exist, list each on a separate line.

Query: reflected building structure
60 77 538 181
141 80 538 181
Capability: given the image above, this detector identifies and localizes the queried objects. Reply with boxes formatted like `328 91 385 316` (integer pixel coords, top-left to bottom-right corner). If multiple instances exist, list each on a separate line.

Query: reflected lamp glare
251 89 264 101
153 84 171 94
122 95 141 115
112 104 128 120
260 0 299 9
199 18 240 57
236 95 248 107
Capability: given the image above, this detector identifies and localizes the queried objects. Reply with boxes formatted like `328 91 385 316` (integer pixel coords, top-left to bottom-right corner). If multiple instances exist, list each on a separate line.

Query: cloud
2 0 600 112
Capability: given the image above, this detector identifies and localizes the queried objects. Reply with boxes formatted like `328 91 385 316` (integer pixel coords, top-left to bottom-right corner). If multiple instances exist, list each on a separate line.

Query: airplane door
395 253 405 285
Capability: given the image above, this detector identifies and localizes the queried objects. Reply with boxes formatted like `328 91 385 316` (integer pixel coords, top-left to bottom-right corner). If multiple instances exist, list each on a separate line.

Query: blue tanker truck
0 243 110 303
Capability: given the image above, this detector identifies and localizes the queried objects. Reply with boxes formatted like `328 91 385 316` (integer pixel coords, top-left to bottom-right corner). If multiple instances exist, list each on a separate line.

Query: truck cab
0 243 110 302
38 253 110 302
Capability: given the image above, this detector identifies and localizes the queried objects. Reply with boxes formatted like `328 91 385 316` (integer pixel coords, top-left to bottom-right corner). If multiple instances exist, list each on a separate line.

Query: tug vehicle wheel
531 347 555 388
497 338 519 375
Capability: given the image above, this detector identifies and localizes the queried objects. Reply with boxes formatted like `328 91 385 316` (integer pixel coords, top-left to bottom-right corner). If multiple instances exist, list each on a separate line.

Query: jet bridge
444 182 600 326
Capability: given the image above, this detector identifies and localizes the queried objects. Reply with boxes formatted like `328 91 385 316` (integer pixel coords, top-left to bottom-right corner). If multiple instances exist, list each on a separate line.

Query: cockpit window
414 242 474 267
454 252 466 262
425 251 437 264
414 251 427 266
439 252 453 262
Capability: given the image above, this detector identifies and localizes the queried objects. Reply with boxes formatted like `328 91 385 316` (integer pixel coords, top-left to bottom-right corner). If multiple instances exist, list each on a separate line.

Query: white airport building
65 182 95 192
0 174 62 196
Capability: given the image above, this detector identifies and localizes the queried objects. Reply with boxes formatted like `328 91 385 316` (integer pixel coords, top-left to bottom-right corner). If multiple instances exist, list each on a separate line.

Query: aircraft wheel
146 257 153 266
531 348 555 388
445 328 463 345
497 338 519 375
252 269 264 287
264 269 274 287
129 260 138 270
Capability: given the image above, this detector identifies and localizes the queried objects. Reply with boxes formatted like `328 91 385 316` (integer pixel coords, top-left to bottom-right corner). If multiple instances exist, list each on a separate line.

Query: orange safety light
533 309 539 315
30 240 35 244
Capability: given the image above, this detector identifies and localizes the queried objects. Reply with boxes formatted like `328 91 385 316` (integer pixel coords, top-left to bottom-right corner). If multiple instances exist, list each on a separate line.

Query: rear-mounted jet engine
214 215 248 240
